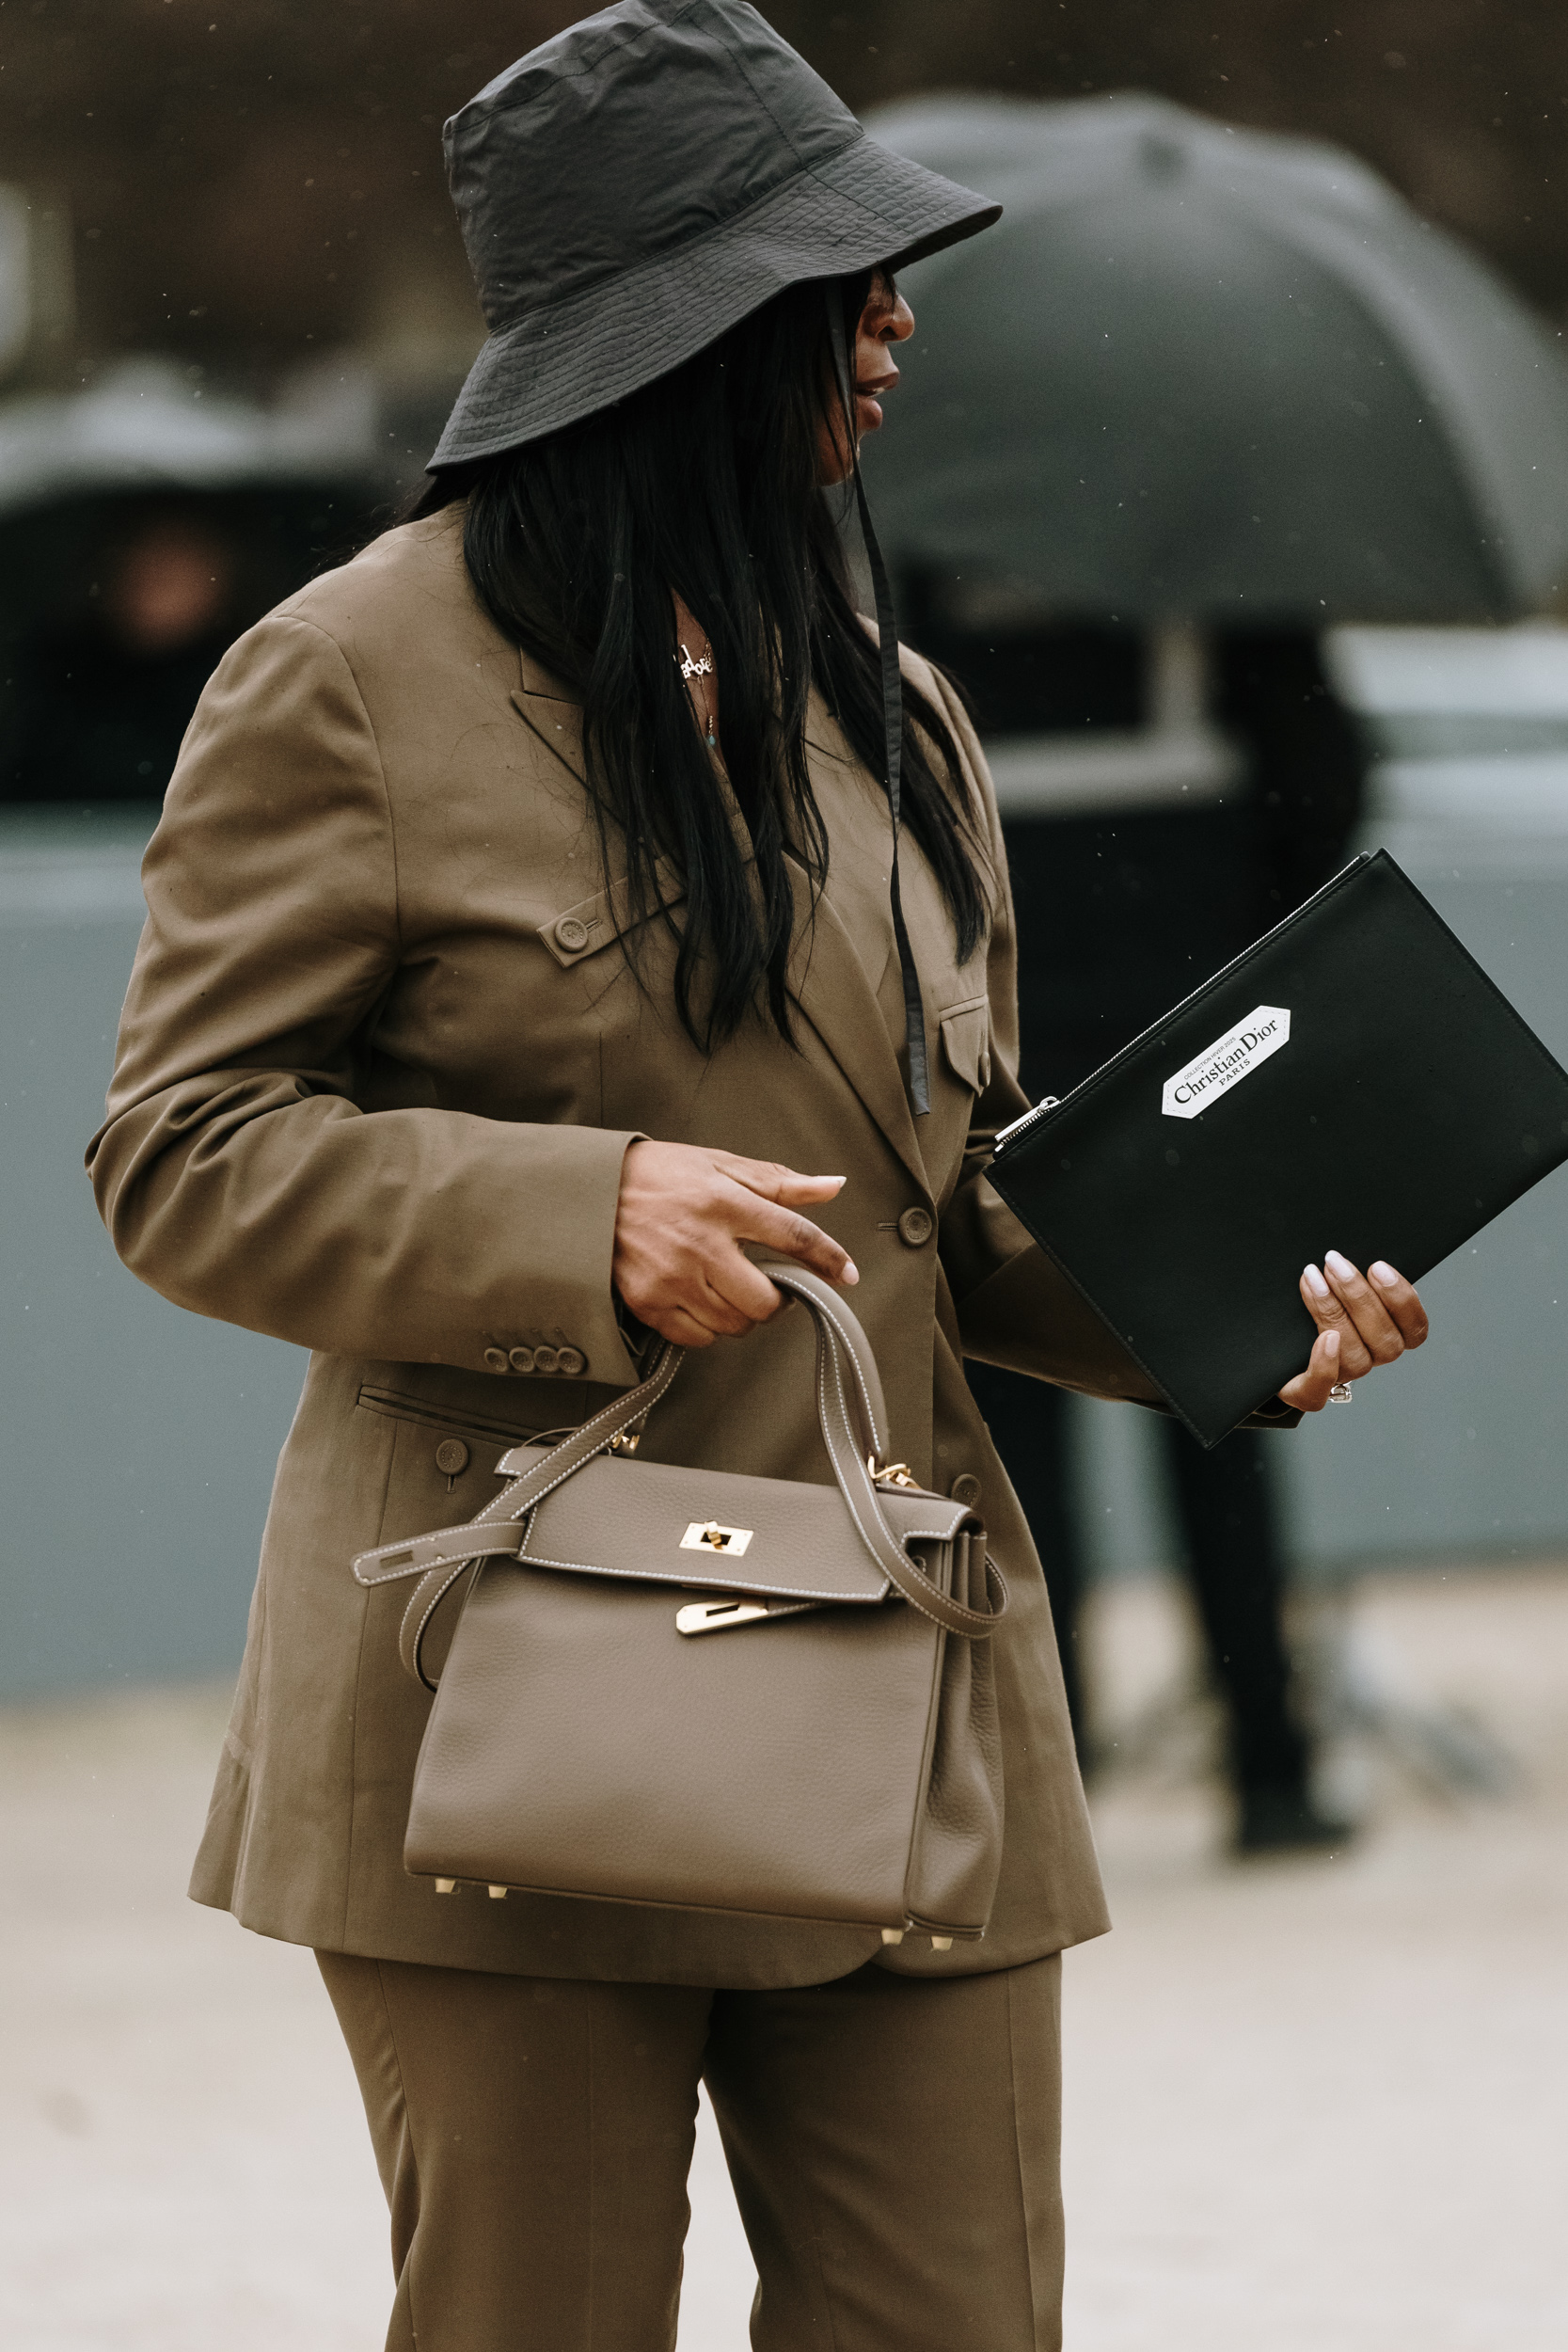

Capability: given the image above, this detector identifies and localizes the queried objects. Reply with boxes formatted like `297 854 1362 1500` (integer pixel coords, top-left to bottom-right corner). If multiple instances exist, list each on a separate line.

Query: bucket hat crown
432 0 999 465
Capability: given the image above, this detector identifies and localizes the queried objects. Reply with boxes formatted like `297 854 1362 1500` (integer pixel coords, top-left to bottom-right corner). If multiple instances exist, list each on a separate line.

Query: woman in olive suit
89 8 1428 2346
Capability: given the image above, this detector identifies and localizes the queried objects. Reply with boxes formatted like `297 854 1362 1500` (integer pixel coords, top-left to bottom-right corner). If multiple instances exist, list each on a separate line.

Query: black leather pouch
988 850 1568 1445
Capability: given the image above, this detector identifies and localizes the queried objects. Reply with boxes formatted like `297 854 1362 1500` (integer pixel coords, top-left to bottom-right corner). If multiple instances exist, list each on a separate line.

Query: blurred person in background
2 501 242 802
908 582 1370 1852
0 479 373 804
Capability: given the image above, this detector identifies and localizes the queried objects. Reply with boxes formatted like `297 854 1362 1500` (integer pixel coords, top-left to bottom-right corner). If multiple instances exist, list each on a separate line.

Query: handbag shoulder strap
354 1340 685 1687
352 1268 1004 1688
763 1265 1005 1643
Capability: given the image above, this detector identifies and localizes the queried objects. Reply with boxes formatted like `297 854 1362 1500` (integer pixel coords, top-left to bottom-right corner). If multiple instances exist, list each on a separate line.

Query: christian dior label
1161 1007 1291 1120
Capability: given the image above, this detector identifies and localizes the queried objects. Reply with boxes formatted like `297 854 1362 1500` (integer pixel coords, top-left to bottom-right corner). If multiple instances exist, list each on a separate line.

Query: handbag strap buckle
868 1456 918 1490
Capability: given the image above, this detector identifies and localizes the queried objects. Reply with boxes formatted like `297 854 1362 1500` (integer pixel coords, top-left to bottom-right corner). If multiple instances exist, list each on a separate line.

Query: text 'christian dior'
1161 1007 1292 1120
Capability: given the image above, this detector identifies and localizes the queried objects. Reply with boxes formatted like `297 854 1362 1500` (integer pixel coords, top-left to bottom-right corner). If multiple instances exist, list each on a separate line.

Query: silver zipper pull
994 1095 1059 1149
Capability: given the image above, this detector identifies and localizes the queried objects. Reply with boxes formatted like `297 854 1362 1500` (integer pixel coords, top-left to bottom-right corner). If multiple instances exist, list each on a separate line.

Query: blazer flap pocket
939 996 992 1094
540 858 687 969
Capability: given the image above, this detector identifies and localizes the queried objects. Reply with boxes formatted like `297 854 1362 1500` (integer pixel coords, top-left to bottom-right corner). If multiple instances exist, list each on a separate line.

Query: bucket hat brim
430 130 999 469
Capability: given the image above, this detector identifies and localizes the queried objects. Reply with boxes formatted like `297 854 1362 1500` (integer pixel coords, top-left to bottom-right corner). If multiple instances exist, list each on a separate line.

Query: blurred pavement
3 1564 1566 2352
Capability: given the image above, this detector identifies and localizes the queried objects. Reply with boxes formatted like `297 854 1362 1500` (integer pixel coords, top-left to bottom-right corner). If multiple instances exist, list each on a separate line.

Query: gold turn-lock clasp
679 1518 754 1556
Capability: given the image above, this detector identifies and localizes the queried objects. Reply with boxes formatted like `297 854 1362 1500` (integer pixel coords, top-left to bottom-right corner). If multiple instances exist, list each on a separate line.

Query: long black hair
411 270 990 1050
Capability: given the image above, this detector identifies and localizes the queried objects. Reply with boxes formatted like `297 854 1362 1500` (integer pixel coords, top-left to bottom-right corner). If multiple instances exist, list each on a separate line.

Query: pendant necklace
678 640 718 748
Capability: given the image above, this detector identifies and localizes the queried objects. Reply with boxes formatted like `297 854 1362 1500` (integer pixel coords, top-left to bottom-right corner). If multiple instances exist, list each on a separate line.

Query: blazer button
897 1205 934 1248
556 1345 586 1376
554 914 590 953
950 1472 982 1508
483 1347 509 1373
509 1346 535 1374
532 1344 562 1375
436 1438 470 1477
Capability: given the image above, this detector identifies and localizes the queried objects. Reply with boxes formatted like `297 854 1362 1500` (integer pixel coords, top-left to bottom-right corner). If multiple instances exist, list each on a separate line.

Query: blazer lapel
511 646 587 785
789 706 931 1196
512 651 930 1193
515 645 581 706
785 861 930 1197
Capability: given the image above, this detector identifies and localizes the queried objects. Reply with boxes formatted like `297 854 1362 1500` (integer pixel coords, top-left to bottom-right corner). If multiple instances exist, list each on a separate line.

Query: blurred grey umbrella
862 94 1568 623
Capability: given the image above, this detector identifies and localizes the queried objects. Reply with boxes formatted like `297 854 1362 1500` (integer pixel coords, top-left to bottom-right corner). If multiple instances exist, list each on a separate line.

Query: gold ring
1329 1382 1353 1404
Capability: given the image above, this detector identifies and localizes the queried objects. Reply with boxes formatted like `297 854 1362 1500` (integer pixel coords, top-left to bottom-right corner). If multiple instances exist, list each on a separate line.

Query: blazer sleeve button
556 1346 586 1376
508 1346 536 1374
435 1438 470 1476
483 1347 509 1372
950 1472 983 1507
897 1205 934 1248
532 1344 561 1375
554 914 590 952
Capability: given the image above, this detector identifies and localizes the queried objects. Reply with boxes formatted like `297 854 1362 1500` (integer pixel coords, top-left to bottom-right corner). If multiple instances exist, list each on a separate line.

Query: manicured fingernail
1369 1261 1399 1287
1323 1328 1339 1358
1303 1263 1330 1298
842 1261 860 1283
1324 1249 1356 1282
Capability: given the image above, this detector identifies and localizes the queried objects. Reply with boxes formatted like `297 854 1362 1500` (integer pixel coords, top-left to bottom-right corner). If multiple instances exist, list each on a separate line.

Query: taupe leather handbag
352 1267 1007 1947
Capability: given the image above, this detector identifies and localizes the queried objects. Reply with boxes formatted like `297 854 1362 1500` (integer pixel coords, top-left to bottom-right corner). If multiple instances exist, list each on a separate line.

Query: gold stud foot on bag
488 1883 508 1899
880 1928 905 1945
929 1936 954 1951
435 1878 457 1894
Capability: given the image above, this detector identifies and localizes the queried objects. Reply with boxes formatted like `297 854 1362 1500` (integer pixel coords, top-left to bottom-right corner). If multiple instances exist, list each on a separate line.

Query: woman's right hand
1277 1251 1429 1412
611 1139 859 1348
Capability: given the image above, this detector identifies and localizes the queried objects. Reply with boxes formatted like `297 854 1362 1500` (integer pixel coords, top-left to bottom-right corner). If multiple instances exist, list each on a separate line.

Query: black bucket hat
430 0 1001 467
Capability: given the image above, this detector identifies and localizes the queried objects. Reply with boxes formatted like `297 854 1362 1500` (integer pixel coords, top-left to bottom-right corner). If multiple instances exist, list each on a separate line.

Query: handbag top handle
353 1262 1006 1681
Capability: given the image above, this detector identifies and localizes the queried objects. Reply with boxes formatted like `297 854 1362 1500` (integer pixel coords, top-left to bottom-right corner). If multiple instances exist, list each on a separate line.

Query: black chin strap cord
828 290 931 1117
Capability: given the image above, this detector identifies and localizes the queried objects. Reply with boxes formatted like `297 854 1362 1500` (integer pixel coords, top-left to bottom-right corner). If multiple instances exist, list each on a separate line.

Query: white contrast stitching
780 1270 884 1454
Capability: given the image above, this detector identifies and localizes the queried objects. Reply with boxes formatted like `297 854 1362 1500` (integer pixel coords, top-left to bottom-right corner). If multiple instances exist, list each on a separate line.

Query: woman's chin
855 396 884 437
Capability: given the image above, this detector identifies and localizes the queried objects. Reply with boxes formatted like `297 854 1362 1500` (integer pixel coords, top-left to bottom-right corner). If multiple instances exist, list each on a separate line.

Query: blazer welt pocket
939 996 992 1095
539 859 688 971
356 1385 545 1450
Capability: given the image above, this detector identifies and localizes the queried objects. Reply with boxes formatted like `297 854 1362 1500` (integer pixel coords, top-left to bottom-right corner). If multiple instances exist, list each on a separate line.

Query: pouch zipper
988 850 1371 1163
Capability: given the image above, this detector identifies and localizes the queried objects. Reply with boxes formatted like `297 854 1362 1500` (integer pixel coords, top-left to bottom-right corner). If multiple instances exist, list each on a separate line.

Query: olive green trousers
317 1947 1065 2352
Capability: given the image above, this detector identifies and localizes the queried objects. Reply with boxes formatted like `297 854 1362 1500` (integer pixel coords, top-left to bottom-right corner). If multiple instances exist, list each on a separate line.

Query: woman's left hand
1277 1251 1430 1414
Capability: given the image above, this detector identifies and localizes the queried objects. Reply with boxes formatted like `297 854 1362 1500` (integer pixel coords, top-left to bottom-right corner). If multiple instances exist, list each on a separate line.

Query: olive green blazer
90 510 1170 1987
